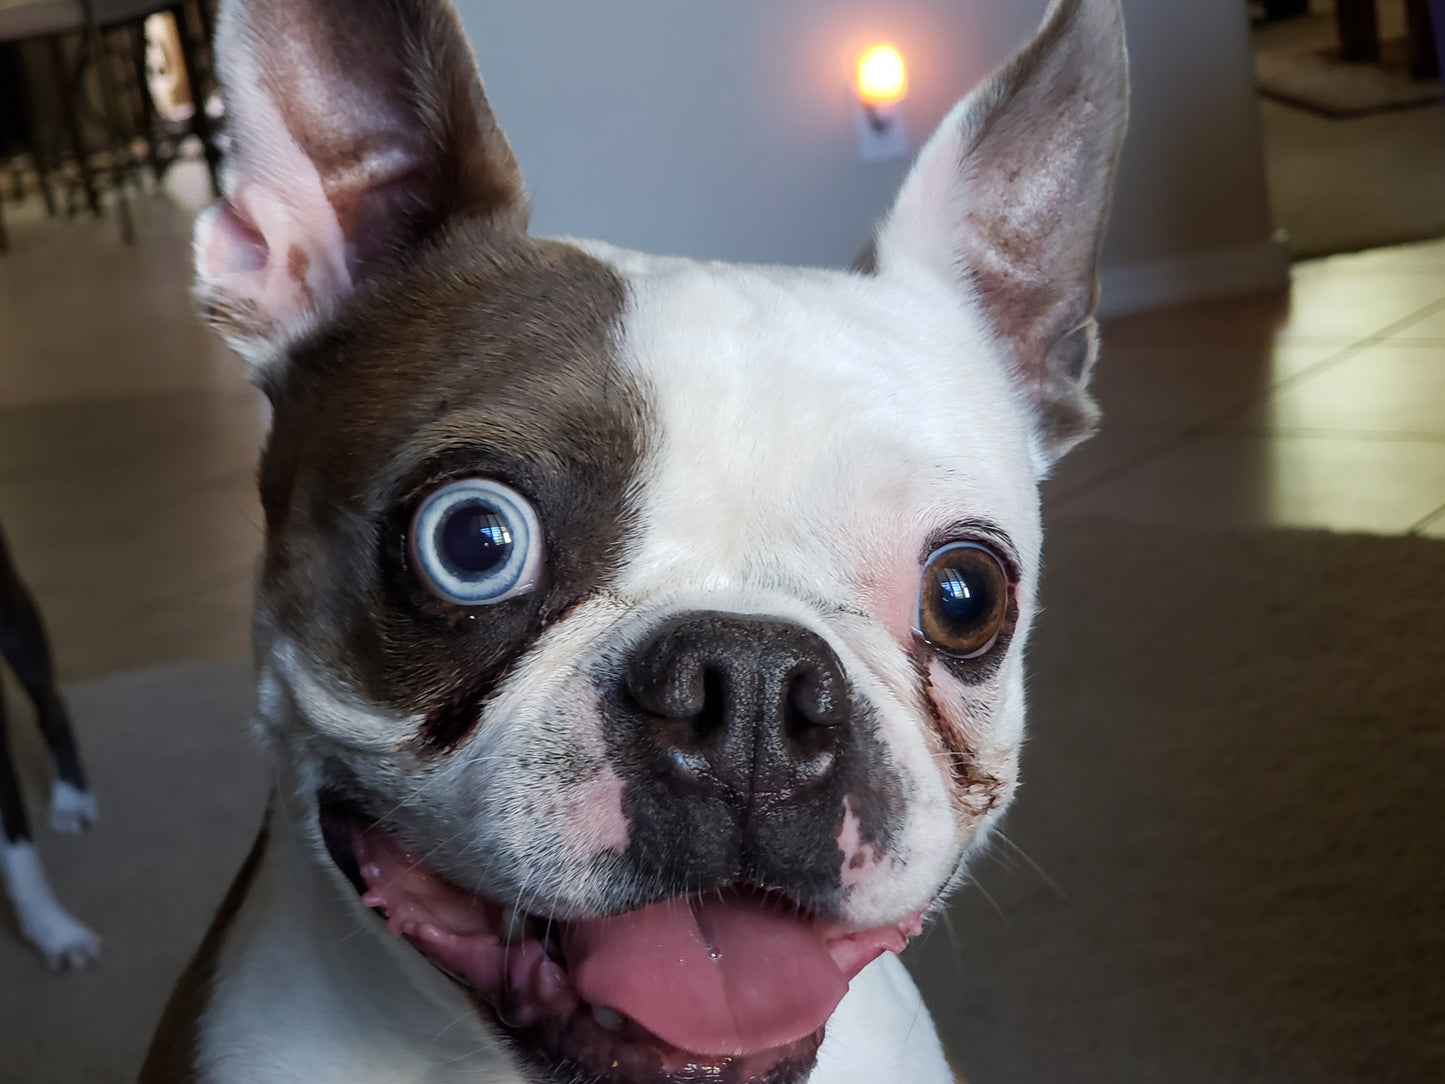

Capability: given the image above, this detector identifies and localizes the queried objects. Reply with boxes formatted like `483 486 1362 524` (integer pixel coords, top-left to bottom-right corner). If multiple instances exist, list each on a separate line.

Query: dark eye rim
406 478 544 606
914 540 1015 661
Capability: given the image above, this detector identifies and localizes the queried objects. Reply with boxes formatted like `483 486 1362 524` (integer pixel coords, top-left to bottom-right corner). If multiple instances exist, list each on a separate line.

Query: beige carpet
0 660 267 1084
1259 95 1445 258
1255 12 1443 117
910 523 1445 1083
2 524 1442 1083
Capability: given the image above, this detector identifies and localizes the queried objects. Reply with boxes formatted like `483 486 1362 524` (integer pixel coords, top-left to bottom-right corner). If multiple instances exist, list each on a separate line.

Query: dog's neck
189 796 507 1084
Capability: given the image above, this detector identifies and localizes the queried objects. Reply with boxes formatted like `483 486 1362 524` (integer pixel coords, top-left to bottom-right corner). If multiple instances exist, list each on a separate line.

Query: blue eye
408 480 542 605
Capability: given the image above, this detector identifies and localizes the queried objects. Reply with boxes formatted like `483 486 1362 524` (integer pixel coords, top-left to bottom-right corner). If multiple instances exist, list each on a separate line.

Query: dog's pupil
441 504 513 575
936 566 987 627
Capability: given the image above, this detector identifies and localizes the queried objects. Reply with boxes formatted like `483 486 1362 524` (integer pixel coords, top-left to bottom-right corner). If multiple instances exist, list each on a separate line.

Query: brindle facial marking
254 222 646 753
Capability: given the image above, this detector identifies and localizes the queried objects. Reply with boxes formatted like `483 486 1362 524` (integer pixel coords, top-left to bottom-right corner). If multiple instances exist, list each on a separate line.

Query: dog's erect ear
194 0 524 374
871 0 1128 470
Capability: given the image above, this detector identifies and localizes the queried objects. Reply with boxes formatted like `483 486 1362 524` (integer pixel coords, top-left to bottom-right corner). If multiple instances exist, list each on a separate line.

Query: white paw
2 839 102 971
49 781 97 834
23 905 103 971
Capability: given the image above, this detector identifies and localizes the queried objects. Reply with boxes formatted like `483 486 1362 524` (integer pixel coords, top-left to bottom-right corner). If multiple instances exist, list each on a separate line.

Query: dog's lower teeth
591 1006 624 1032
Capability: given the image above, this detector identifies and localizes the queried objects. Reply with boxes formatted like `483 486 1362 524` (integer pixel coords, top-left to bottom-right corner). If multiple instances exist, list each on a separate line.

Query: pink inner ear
198 203 267 274
194 176 353 355
193 41 358 357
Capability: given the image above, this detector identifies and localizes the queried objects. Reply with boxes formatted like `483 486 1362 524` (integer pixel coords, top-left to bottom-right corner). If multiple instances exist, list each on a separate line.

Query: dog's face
195 0 1125 1080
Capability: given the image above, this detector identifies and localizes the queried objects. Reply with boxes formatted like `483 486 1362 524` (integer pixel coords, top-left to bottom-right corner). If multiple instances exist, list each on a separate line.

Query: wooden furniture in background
0 0 219 250
1336 0 1440 78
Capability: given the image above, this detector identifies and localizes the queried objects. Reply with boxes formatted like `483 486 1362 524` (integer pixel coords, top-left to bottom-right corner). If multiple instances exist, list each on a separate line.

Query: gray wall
456 0 1276 280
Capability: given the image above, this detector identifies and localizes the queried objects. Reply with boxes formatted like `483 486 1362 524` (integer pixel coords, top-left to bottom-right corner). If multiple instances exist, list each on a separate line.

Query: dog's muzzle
317 612 920 1083
624 612 851 805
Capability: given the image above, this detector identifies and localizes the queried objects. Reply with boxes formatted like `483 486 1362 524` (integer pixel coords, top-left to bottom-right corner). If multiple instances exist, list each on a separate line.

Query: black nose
624 612 851 804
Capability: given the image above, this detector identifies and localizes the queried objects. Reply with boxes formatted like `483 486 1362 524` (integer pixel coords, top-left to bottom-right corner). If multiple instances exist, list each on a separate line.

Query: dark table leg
1404 0 1440 79
1263 0 1310 18
1336 0 1381 63
1432 0 1445 82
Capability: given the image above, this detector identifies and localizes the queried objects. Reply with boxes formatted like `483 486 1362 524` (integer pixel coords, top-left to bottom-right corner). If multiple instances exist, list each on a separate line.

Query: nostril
624 612 851 795
786 665 848 730
782 665 849 774
625 649 704 720
637 665 731 786
694 668 728 740
626 653 730 738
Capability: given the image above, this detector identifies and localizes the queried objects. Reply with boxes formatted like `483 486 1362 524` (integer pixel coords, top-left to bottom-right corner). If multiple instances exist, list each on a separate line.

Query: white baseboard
1098 239 1291 317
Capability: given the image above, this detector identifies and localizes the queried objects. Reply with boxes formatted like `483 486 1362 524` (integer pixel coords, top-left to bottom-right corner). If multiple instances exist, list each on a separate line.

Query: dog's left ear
193 0 525 377
870 0 1128 471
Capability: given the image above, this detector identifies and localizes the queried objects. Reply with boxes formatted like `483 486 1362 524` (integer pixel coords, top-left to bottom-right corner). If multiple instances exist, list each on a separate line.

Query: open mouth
319 800 924 1084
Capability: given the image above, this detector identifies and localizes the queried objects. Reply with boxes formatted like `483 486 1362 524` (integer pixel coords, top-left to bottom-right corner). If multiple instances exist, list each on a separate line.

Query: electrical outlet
853 101 911 163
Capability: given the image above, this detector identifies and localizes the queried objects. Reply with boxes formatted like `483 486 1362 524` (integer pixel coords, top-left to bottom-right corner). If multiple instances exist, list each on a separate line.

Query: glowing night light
855 43 908 107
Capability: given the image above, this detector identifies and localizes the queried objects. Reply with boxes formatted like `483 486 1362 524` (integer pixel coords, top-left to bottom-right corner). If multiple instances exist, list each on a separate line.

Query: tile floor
1 182 1444 683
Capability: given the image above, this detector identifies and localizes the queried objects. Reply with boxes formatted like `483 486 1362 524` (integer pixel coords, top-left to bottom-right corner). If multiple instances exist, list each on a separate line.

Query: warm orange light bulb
856 44 907 107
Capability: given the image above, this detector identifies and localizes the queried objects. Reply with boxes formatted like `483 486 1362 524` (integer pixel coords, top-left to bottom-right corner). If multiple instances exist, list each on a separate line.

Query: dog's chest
197 823 510 1083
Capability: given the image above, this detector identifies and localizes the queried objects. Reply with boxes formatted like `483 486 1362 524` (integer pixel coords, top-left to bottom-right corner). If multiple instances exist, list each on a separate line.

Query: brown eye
916 543 1010 659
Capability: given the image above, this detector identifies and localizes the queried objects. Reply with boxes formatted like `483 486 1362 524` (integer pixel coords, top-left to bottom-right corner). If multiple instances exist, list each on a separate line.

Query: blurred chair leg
129 23 163 184
80 2 135 243
170 3 219 196
12 63 59 217
46 35 101 219
33 148 58 217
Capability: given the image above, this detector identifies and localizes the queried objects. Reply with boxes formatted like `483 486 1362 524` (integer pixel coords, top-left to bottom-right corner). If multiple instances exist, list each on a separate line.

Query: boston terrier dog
0 522 100 970
142 0 1127 1080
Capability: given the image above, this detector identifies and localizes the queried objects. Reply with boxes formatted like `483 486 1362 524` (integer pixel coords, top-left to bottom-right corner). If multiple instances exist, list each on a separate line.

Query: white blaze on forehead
562 243 1046 922
578 243 1045 610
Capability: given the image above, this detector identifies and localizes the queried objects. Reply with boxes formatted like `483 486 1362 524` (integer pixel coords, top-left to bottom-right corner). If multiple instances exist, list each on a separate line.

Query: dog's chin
317 796 924 1084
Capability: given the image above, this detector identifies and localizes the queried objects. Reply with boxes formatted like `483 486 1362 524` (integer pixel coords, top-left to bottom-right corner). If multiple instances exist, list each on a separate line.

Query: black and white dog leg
0 835 103 971
0 529 101 969
0 538 97 835
49 778 98 835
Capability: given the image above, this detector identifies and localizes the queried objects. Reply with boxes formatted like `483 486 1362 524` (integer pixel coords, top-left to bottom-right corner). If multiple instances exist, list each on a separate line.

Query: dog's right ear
193 0 525 377
868 0 1128 473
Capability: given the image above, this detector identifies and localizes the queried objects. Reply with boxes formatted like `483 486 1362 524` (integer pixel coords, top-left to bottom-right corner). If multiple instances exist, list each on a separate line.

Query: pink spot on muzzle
835 796 888 890
551 764 631 856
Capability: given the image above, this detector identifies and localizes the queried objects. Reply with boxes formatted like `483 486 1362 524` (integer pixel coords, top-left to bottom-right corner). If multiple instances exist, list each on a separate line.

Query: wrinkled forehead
584 243 1047 590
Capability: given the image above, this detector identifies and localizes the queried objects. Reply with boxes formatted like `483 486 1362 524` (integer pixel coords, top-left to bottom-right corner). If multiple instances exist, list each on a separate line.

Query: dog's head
196 0 1125 1079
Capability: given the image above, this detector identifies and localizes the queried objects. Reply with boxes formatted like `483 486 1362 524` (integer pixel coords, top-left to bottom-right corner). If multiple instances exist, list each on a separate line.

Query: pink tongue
559 890 848 1058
